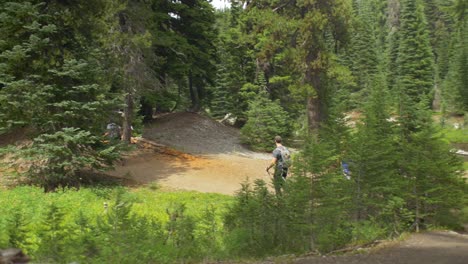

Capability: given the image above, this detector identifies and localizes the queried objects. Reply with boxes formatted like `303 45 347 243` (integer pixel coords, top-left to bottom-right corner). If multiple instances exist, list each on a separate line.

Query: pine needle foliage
224 178 313 257
8 128 119 192
396 110 466 231
396 0 435 105
348 74 400 222
0 1 121 190
240 91 290 151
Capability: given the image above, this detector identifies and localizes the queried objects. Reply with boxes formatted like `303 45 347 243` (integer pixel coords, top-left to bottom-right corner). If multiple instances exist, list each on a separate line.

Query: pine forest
0 0 467 263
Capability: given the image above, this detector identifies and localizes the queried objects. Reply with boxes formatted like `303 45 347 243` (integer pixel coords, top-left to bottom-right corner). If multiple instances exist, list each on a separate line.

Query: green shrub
240 92 290 151
438 127 468 143
350 220 386 245
0 186 233 263
6 211 29 250
314 223 352 253
35 203 69 263
380 196 414 236
224 178 313 257
4 128 120 192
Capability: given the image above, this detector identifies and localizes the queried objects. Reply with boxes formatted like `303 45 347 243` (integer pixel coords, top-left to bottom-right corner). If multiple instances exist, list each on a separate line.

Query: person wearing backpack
266 135 291 195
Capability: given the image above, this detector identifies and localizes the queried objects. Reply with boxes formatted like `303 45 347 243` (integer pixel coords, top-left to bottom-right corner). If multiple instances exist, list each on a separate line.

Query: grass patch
0 186 234 263
439 128 468 143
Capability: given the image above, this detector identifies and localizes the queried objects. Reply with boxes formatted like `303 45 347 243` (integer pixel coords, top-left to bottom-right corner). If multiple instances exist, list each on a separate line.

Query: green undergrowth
0 186 234 263
1 176 465 263
438 127 468 144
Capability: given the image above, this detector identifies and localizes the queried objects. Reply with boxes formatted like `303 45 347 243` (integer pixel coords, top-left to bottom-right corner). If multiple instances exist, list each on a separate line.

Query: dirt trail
107 148 271 194
143 112 250 155
106 112 273 194
291 231 468 264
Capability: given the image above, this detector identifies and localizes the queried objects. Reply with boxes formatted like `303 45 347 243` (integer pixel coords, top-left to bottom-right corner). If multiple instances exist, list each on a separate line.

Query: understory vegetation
0 0 467 263
0 186 233 263
0 170 465 263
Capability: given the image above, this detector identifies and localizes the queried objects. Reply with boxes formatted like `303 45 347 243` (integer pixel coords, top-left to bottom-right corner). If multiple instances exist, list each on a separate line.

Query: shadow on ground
105 148 194 184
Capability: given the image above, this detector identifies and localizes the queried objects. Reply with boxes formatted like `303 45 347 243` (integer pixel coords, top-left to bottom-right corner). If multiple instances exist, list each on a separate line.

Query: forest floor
108 112 468 193
268 231 468 264
107 112 272 194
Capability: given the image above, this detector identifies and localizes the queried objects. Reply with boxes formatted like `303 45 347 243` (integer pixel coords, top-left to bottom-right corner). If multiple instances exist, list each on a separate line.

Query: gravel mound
143 112 251 155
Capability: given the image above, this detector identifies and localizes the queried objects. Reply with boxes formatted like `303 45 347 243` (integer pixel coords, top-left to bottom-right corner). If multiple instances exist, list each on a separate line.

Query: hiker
105 122 121 140
266 135 291 195
341 160 351 180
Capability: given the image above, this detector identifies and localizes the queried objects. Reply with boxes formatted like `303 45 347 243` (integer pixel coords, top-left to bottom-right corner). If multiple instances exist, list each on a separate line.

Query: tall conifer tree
397 0 435 132
240 0 352 132
346 0 380 107
348 74 400 221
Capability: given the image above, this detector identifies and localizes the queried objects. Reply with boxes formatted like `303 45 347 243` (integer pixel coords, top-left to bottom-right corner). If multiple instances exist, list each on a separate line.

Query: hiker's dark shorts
275 166 288 179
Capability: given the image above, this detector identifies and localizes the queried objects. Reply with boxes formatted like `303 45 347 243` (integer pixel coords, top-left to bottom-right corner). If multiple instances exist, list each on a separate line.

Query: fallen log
0 248 29 264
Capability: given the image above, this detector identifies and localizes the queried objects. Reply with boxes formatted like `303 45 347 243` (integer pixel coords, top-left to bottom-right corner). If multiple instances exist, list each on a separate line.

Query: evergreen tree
293 118 354 252
346 0 380 107
441 0 468 113
397 0 435 104
171 0 218 111
442 29 468 113
240 0 353 132
422 0 452 110
240 91 290 151
396 0 435 132
0 1 117 135
103 0 156 143
397 111 465 231
386 28 401 96
390 0 466 232
0 1 120 190
348 74 400 222
210 59 232 119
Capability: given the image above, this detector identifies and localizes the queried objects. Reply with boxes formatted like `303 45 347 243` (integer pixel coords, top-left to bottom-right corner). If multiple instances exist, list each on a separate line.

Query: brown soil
290 231 468 264
106 147 271 195
0 127 32 146
143 112 251 155
104 112 272 194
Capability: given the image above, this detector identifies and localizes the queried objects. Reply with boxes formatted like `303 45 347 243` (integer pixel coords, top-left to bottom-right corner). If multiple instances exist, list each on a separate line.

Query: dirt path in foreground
106 148 272 195
289 231 468 264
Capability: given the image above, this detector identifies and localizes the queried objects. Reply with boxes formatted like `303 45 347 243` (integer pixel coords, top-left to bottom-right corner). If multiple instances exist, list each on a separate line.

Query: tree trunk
432 82 441 111
305 67 324 132
355 166 363 221
188 71 200 111
139 97 153 122
122 92 133 143
309 175 316 251
413 181 420 232
387 0 401 32
307 96 321 132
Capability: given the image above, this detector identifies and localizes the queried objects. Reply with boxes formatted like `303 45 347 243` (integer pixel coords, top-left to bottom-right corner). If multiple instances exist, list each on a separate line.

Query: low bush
0 186 233 263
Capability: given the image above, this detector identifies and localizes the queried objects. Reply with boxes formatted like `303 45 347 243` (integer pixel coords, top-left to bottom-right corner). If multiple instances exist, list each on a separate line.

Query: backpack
279 146 292 169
